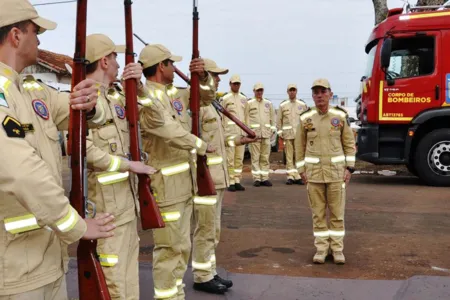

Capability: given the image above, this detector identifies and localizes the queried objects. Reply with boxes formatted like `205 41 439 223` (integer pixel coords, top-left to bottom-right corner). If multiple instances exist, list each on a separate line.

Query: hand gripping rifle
123 0 165 229
67 0 111 299
132 34 255 139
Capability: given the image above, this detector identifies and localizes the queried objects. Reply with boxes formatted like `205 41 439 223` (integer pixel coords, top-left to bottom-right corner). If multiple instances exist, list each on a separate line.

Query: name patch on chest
32 99 49 120
114 104 126 119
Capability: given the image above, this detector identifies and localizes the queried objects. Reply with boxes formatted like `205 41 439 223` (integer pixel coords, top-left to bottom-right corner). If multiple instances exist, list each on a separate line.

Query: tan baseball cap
230 74 241 83
253 82 264 90
138 44 182 69
0 0 57 34
86 34 125 63
204 58 228 75
287 84 297 90
311 78 331 89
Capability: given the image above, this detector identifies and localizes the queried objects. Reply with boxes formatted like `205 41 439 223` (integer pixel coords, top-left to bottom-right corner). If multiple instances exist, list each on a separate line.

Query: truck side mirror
380 38 392 69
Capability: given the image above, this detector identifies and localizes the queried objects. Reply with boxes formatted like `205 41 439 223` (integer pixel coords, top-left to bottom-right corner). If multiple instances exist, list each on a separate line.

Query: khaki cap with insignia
230 74 241 83
311 78 331 89
138 44 182 69
204 58 229 75
86 34 125 63
253 82 264 90
287 84 297 90
0 0 57 34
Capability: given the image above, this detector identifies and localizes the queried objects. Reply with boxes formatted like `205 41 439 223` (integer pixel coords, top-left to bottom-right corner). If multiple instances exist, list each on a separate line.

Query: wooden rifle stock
68 1 111 299
124 0 164 230
190 0 216 196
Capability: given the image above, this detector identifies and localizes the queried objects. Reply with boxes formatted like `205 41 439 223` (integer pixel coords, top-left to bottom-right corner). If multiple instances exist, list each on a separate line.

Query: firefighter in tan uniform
83 34 158 300
245 83 276 186
220 74 248 192
0 2 116 298
137 44 216 300
191 59 256 294
294 78 356 265
277 84 307 185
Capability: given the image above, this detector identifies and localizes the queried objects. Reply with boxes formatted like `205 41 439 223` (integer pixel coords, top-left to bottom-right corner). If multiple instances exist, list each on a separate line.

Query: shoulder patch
2 115 25 138
0 92 8 108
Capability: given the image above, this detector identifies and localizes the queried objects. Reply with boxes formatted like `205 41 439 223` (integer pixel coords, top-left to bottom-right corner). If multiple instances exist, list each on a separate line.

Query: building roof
37 49 72 75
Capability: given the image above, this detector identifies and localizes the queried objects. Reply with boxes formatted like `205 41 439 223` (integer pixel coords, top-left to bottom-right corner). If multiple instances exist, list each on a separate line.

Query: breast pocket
306 131 319 154
97 125 118 154
45 126 61 156
330 130 343 153
201 119 218 143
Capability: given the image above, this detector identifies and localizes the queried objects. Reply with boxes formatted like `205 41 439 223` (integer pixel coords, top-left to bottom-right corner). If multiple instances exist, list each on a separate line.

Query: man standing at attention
277 83 307 185
295 78 356 265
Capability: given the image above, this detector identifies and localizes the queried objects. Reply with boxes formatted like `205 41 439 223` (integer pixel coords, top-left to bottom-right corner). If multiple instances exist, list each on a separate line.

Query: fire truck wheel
415 129 450 187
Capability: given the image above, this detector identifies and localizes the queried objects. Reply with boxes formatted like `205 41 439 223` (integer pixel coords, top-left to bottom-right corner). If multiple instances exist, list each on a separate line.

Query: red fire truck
356 3 450 186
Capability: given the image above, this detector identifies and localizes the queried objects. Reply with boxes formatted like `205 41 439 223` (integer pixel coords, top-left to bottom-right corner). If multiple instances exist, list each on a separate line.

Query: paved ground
63 154 450 299
67 261 450 300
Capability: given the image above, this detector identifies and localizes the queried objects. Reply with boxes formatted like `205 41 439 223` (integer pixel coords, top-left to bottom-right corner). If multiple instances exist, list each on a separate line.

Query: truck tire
414 129 450 187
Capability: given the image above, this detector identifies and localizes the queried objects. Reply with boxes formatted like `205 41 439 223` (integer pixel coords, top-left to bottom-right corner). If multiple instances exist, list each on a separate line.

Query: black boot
286 179 294 185
193 278 227 294
235 183 246 191
227 184 236 192
214 275 233 288
261 180 273 187
294 179 304 185
253 181 261 187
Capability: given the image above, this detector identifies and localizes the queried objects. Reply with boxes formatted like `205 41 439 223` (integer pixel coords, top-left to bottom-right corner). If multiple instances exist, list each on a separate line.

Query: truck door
379 31 441 123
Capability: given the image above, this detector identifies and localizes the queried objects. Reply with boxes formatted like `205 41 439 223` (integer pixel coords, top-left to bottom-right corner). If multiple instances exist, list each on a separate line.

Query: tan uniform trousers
153 198 193 300
226 145 245 184
0 275 67 300
97 218 139 300
192 192 218 283
211 189 225 276
306 182 346 252
284 139 301 180
250 138 271 181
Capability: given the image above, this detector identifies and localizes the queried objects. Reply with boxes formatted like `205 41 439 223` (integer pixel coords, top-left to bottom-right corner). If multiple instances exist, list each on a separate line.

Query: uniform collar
289 98 297 103
0 61 21 88
146 79 167 91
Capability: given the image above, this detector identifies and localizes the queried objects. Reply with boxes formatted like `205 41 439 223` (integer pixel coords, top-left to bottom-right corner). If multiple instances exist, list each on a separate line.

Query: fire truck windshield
364 44 377 78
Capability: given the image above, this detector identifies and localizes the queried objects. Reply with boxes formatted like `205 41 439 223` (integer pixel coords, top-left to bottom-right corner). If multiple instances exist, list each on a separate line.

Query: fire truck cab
356 3 450 186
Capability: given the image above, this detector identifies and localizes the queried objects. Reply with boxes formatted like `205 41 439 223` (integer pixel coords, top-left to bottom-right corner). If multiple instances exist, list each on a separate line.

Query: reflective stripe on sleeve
99 254 119 267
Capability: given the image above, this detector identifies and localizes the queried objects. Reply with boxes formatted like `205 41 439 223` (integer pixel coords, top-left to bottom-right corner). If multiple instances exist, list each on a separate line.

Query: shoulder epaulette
299 107 312 117
36 79 57 90
335 105 348 114
330 106 348 118
240 92 246 98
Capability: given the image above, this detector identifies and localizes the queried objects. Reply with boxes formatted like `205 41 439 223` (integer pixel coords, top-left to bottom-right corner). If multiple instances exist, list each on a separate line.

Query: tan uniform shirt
245 97 276 139
277 98 307 140
294 106 356 183
139 76 216 207
86 84 140 227
199 105 241 189
0 62 103 295
221 91 247 137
